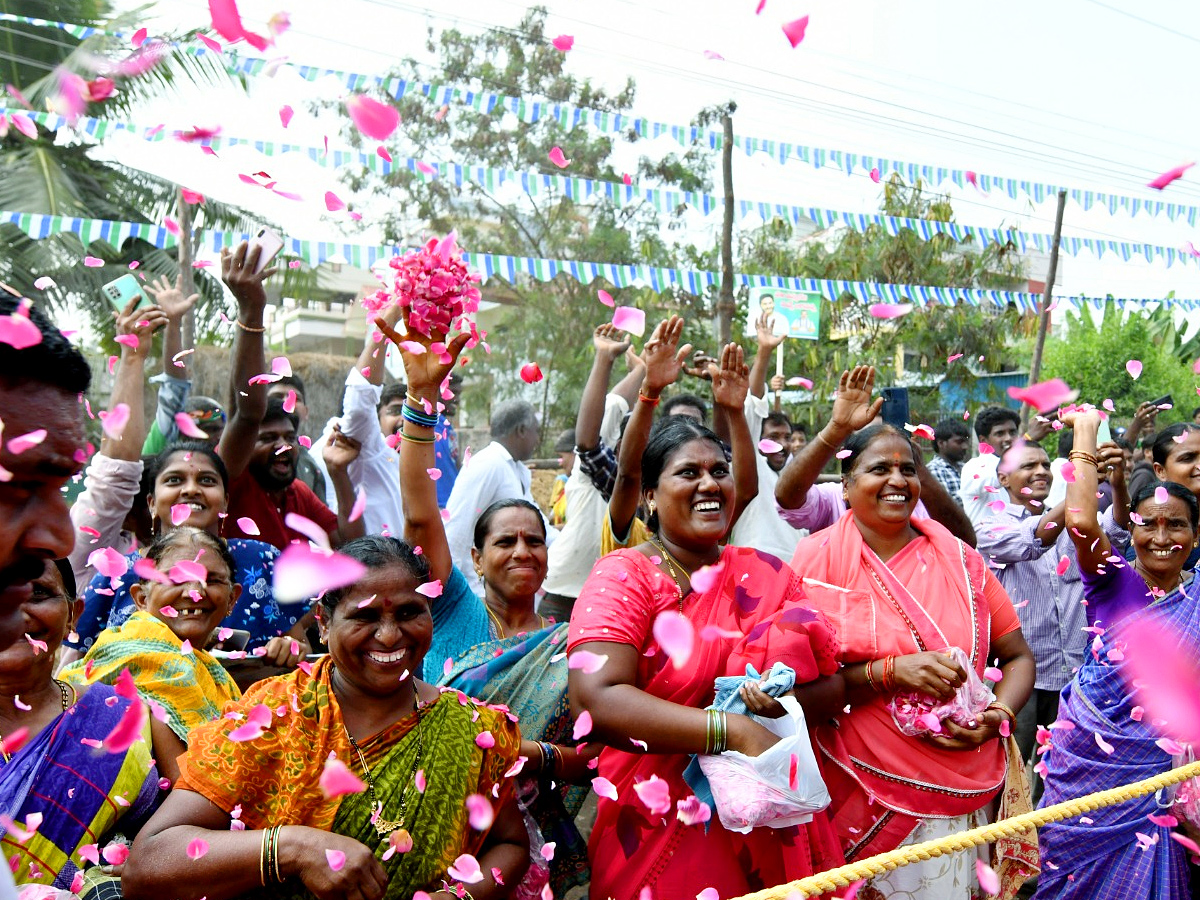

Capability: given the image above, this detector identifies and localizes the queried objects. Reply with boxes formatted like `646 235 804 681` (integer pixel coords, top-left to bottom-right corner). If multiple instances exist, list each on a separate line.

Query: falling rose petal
102 842 129 866
131 27 148 47
284 512 331 549
1158 737 1186 755
415 769 426 793
653 610 694 669
612 306 647 336
6 430 45 455
835 449 852 459
552 34 574 52
789 752 799 790
279 105 294 128
174 412 209 439
466 794 494 830
568 650 609 673
1056 556 1070 576
447 854 484 884
228 703 273 742
167 559 207 585
1060 461 1077 484
573 710 593 740
1126 359 1143 380
697 890 719 900
786 376 814 390
316 757 366 798
33 276 56 291
1122 618 1200 743
100 403 130 439
325 191 346 212
633 774 672 814
1148 813 1178 828
1148 162 1195 191
979 442 995 456
910 424 935 441
186 838 209 860
781 15 809 47
415 161 437 176
592 776 618 800
689 564 722 594
281 389 298 415
475 731 495 749
274 543 366 604
103 698 147 753
208 0 270 49
132 557 170 584
869 167 881 183
343 486 367 524
758 439 783 454
346 94 401 141
9 113 36 139
868 303 912 319
984 666 1004 682
520 362 544 384
114 334 140 350
0 313 41 349
1095 733 1115 754
676 795 711 825
976 859 1000 896
547 146 571 168
1007 378 1077 411
703 50 725 60
89 547 129 581
1170 832 1200 854
434 104 450 121
597 289 615 307
170 503 193 526
325 849 346 871
416 579 443 599
1155 486 1169 505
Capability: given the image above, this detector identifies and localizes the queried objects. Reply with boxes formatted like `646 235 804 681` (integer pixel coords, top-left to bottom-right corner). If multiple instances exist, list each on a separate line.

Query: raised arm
321 429 367 547
748 312 785 399
145 275 200 383
610 317 691 540
1123 400 1159 451
1061 409 1111 576
217 243 276 480
776 365 882 509
1102 438 1131 531
104 297 168 461
709 342 757 524
375 314 470 585
576 324 631 451
610 345 646 409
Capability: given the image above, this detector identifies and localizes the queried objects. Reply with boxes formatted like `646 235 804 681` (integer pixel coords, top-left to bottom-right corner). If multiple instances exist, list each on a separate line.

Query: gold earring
648 501 656 514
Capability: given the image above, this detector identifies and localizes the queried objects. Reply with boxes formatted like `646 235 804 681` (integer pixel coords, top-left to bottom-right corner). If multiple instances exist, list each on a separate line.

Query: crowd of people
0 247 1198 900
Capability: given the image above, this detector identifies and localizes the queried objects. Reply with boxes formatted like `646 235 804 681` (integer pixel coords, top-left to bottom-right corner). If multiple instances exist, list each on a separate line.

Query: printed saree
790 513 1036 896
60 611 240 742
0 683 159 889
177 657 521 899
441 623 588 895
1033 580 1200 900
568 545 845 900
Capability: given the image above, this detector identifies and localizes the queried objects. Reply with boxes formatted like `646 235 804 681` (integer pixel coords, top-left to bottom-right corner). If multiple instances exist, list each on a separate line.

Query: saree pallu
441 623 588 895
60 611 240 742
791 514 1034 895
568 545 845 900
1 683 159 888
177 657 521 899
1033 581 1200 900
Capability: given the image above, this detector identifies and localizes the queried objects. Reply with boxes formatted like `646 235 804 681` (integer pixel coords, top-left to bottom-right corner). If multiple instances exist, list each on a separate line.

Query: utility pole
175 188 197 350
1022 189 1067 428
716 105 736 346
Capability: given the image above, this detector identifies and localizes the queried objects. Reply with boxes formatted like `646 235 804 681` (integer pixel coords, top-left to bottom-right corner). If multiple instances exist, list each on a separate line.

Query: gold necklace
649 538 687 612
343 695 424 846
485 603 545 638
1 680 74 764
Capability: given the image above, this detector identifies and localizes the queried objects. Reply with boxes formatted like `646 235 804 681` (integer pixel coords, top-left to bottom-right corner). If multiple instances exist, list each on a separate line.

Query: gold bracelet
987 700 1017 724
270 825 283 883
1067 450 1099 467
863 660 878 692
235 319 266 333
816 430 840 452
259 829 269 886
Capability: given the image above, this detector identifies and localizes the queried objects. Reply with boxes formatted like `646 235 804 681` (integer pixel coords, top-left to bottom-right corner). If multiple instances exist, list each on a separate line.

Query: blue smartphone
881 387 910 430
102 274 149 312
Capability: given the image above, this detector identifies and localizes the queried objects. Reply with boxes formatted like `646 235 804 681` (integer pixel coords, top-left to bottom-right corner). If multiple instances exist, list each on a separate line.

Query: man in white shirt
958 406 1053 526
445 399 556 594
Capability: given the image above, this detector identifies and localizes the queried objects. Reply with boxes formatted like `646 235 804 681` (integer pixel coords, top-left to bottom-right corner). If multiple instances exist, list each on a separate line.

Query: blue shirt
434 417 459 508
70 539 297 652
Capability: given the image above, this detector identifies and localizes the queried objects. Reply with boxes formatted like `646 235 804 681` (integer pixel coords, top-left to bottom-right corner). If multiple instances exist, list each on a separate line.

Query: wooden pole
175 188 197 350
1022 188 1067 428
716 107 736 347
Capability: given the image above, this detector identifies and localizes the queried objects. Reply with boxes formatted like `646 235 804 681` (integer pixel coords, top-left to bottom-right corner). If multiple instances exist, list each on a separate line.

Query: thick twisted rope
730 760 1200 900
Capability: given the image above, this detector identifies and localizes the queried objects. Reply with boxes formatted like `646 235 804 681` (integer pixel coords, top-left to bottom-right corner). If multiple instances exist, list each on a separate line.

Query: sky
98 0 1200 318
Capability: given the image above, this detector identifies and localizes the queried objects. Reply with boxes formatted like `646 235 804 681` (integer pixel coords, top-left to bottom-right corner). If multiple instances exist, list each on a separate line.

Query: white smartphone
248 226 284 274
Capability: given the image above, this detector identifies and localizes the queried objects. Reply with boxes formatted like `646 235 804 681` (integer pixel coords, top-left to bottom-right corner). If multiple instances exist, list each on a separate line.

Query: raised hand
1130 400 1160 435
221 241 276 315
373 307 469 400
682 350 716 382
114 296 168 356
593 322 632 362
1098 441 1126 487
828 366 884 435
710 342 749 411
143 274 200 321
755 312 785 352
322 425 362 473
640 315 693 396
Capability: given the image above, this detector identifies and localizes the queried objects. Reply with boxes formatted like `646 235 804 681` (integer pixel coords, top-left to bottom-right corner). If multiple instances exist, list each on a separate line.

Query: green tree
336 6 714 441
737 175 1029 428
0 0 257 338
1042 299 1196 422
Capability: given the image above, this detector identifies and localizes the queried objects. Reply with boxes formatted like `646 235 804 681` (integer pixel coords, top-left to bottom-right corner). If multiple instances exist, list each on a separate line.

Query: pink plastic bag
887 647 994 737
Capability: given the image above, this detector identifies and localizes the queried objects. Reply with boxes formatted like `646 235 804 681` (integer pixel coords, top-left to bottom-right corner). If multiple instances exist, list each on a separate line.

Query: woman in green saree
123 535 529 900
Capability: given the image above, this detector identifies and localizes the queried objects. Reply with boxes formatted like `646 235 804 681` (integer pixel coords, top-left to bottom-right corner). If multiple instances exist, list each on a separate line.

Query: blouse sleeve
567 550 666 654
983 567 1021 639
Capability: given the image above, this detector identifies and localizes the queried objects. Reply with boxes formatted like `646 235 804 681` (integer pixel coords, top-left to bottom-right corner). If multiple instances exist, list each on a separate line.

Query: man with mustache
0 287 90 654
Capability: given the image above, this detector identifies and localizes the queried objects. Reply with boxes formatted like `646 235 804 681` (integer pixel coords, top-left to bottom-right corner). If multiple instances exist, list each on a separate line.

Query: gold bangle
1067 451 1099 467
816 430 840 452
864 660 878 692
259 829 268 886
987 700 1017 724
235 319 266 333
271 825 283 883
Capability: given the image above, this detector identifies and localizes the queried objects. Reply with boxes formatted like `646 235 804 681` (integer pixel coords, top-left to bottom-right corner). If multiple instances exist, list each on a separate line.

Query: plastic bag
697 695 830 834
1170 745 1200 829
888 646 994 737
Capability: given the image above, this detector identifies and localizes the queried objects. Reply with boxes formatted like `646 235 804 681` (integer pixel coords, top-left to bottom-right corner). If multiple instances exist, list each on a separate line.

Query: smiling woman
122 535 529 900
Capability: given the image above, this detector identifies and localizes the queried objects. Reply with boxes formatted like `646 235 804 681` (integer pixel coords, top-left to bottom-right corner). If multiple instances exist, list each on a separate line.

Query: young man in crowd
267 373 327 502
959 405 1051 525
927 417 971 506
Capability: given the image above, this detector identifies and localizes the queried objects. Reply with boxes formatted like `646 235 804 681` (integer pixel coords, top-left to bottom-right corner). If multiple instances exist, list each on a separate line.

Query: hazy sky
103 0 1200 305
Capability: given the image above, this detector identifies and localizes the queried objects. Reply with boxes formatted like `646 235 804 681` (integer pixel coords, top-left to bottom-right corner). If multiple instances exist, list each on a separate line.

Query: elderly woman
123 535 528 900
1 559 166 892
568 335 847 900
1033 409 1200 900
787 420 1036 899
62 527 243 773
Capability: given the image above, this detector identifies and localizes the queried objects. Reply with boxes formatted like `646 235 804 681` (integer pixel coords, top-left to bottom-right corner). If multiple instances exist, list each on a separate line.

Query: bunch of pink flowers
363 232 482 338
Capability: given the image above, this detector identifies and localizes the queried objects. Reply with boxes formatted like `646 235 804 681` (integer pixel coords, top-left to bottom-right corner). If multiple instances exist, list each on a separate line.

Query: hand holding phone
103 274 148 312
248 227 284 274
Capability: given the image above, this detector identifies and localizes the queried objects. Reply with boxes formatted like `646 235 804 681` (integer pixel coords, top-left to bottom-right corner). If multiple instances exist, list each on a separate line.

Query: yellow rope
730 760 1200 900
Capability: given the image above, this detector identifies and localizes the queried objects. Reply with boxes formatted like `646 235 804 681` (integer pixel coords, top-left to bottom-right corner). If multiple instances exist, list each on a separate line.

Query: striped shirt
926 455 963 505
975 501 1130 691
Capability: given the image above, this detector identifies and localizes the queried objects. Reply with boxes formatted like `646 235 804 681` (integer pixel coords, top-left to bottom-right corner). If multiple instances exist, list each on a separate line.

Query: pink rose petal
228 703 273 743
273 543 366 604
568 650 609 673
1007 378 1077 411
1095 733 1115 754
466 794 494 830
573 710 593 740
868 303 912 319
758 439 783 454
347 486 367 523
520 362 544 383
653 610 694 669
786 376 814 390
284 512 332 550
1122 617 1200 743
551 35 574 52
612 306 647 337
6 430 45 454
325 191 346 212
89 547 129 581
976 859 1000 896
984 666 1003 682
207 0 269 49
781 15 809 47
447 854 484 884
548 146 571 168
475 731 495 749
187 838 209 860
132 557 170 584
1126 359 1143 380
597 289 615 308
346 94 400 141
319 756 366 799
0 313 41 349
416 579 443 599
689 563 722 593
174 412 209 439
325 849 345 871
1155 486 1169 505
103 696 147 753
869 167 881 183
1148 162 1194 190
592 776 618 800
676 794 712 825
170 503 193 526
99 403 130 439
633 774 671 815
1056 556 1071 576
279 105 293 128
102 842 129 866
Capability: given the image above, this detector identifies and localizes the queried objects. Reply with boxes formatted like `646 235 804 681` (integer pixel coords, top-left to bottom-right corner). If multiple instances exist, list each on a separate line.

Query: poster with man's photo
745 288 822 340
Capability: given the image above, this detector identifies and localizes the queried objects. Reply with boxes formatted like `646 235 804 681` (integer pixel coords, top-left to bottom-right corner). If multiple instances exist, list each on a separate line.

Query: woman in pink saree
790 420 1037 900
569 334 846 900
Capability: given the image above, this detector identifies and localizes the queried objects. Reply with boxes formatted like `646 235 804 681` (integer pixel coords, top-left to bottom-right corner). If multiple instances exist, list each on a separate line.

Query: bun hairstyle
640 417 727 533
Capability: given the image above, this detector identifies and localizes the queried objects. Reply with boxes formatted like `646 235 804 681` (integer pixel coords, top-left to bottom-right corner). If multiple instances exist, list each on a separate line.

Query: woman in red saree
789 417 1037 900
569 331 846 900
